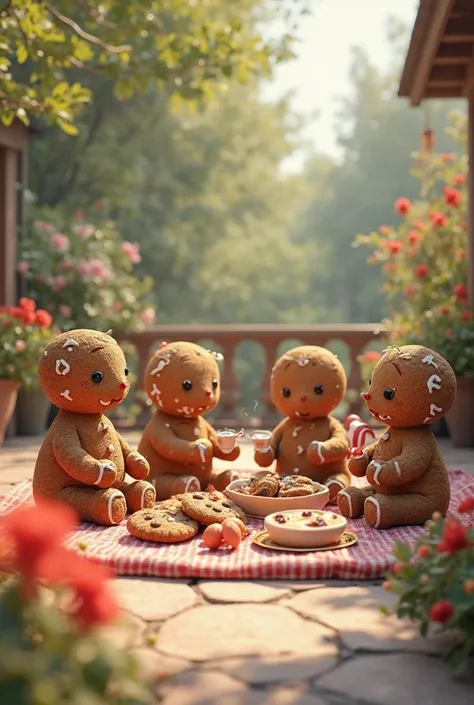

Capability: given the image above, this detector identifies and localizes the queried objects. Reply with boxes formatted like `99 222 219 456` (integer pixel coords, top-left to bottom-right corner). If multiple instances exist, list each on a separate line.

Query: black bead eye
282 388 291 398
212 379 218 389
91 371 103 384
383 388 395 400
125 368 129 377
368 377 372 386
182 380 192 391
314 384 324 395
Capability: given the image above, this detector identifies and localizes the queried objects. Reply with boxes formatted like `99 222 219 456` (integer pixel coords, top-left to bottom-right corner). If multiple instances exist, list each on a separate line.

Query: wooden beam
454 0 474 14
410 0 457 106
444 18 474 41
430 64 467 82
0 122 28 152
424 84 464 97
435 42 473 63
0 147 18 306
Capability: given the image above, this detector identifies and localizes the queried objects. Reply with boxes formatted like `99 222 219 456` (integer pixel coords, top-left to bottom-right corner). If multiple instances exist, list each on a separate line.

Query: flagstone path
1 434 474 704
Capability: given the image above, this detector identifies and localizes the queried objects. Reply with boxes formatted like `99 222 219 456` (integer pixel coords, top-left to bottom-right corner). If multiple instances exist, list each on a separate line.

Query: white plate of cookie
226 471 329 518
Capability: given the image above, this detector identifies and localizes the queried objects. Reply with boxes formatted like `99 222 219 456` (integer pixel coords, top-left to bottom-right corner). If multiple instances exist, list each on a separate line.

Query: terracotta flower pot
0 378 20 447
445 376 474 447
16 388 50 436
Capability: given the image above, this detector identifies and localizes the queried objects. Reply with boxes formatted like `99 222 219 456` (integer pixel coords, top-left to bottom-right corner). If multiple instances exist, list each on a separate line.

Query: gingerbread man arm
348 440 378 477
203 420 241 462
367 431 433 488
254 419 286 468
147 414 210 466
52 427 116 488
324 416 350 459
118 434 150 480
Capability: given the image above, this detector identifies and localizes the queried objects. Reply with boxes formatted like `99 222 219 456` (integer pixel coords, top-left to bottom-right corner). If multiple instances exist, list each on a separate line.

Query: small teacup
251 429 272 452
216 429 239 454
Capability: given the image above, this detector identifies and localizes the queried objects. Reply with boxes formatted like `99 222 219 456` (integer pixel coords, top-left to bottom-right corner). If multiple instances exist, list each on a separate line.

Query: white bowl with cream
264 509 347 548
226 474 329 518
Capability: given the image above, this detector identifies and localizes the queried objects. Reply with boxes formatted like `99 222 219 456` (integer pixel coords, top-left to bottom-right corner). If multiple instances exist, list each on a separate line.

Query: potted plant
381 495 474 671
0 300 52 443
0 498 154 703
354 113 472 445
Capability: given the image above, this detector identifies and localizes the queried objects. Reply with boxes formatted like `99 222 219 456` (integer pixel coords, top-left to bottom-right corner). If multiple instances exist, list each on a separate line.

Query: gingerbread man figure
137 341 241 500
33 329 155 526
254 345 350 502
337 345 456 529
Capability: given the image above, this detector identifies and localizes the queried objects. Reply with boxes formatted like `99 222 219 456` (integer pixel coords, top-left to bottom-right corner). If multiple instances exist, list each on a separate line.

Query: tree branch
0 1 12 13
45 3 132 54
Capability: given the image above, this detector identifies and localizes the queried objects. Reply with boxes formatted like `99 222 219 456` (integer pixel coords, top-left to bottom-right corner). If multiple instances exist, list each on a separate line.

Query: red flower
394 197 411 216
457 249 467 261
454 174 466 185
412 220 426 230
379 225 392 234
460 221 468 231
22 310 36 325
383 240 403 255
19 297 36 312
69 559 120 628
416 545 431 559
363 351 381 362
415 264 429 279
444 186 461 206
462 311 472 323
35 309 53 328
404 284 416 297
464 580 474 594
440 305 450 316
429 211 447 227
383 263 397 274
446 329 454 338
458 496 474 513
407 231 422 246
440 519 469 553
440 153 453 163
453 283 468 301
429 600 454 623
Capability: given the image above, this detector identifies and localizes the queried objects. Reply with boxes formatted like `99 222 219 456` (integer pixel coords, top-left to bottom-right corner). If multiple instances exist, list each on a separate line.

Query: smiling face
362 345 456 428
144 341 221 419
39 329 130 414
271 346 346 420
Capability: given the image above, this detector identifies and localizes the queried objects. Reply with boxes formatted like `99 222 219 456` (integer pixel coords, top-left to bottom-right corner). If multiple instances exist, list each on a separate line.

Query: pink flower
15 340 26 352
73 224 95 239
59 305 71 317
60 258 74 270
34 221 54 233
50 233 70 253
36 275 47 284
52 276 67 292
17 260 29 275
78 260 92 278
113 302 122 312
122 241 141 264
77 258 111 281
140 308 156 326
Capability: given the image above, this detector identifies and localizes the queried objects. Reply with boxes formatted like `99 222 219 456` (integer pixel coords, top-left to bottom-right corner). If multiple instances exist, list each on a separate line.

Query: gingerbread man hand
306 441 327 466
126 451 150 480
94 459 118 488
194 437 213 463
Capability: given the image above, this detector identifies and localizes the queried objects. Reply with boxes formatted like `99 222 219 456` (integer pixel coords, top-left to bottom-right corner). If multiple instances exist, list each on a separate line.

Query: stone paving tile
99 612 145 649
201 648 337 685
317 653 474 705
197 580 290 603
157 604 333 662
112 578 198 621
130 647 191 681
260 580 381 592
284 585 453 653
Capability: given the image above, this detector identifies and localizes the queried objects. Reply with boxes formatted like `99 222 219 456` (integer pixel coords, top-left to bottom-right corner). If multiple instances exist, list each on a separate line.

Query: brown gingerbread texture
137 341 241 500
337 344 456 530
254 345 350 503
33 329 155 526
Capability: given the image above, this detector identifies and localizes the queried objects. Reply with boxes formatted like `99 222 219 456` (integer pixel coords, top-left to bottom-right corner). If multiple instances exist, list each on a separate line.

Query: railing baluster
260 339 281 428
215 341 240 427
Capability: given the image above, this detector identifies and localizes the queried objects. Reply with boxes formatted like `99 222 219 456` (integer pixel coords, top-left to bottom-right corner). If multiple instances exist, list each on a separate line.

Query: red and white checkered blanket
1 471 472 580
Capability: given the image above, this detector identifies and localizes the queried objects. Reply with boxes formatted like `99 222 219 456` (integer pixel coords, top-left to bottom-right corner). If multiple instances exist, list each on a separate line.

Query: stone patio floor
1 434 474 705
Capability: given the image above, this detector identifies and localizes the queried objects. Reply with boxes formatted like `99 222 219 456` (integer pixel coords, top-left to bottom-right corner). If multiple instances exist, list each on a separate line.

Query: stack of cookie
241 472 322 498
127 489 247 544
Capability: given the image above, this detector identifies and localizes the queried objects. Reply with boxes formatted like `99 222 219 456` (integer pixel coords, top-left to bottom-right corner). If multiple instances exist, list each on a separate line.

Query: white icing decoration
194 426 200 437
62 338 79 349
108 443 115 454
339 490 353 516
182 406 194 416
326 479 344 489
311 441 325 463
369 461 383 485
292 425 302 438
196 442 207 463
151 358 170 375
55 358 70 376
107 491 123 524
151 384 164 408
99 399 111 407
94 460 115 485
174 398 180 403
293 468 300 474
398 352 412 359
297 354 310 367
43 350 48 357
394 461 401 478
297 445 304 455
382 432 390 441
60 389 73 401
165 423 170 428
183 476 198 492
365 496 381 528
422 354 438 369
427 375 442 393
430 404 443 416
99 422 108 432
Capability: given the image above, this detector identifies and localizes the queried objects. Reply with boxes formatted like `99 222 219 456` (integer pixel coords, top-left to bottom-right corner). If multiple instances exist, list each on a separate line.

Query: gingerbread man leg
152 474 200 501
121 479 156 513
209 468 239 492
363 493 440 530
57 487 127 526
338 485 375 519
325 472 350 504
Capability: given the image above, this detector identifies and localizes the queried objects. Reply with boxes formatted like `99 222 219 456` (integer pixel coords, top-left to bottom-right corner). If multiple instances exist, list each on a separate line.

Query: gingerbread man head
38 329 129 414
144 341 221 419
271 345 346 420
362 345 456 428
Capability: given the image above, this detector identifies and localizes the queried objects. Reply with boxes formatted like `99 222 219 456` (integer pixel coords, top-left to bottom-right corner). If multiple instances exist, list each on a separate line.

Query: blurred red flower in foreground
383 240 403 255
3 499 120 628
459 496 474 513
453 283 468 301
415 264 429 279
394 197 411 215
429 211 447 227
437 519 470 554
444 186 461 207
429 599 454 623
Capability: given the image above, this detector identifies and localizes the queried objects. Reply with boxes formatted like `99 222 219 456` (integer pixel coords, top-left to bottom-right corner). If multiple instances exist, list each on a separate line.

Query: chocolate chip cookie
278 475 317 498
247 472 279 497
181 491 247 526
127 505 199 543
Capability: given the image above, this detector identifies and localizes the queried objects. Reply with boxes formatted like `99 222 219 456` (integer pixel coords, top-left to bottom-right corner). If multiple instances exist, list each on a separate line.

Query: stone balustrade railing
114 324 384 428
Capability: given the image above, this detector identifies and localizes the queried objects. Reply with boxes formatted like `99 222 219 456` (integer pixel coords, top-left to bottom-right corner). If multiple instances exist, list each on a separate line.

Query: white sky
262 0 419 169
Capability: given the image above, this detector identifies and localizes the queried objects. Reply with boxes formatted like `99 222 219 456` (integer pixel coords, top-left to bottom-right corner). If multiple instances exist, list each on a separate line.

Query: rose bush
0 299 55 389
382 496 474 670
353 114 474 376
0 498 153 704
19 210 156 332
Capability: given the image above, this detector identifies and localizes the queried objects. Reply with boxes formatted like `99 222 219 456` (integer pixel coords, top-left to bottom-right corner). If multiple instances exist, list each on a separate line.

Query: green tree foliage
0 0 298 132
